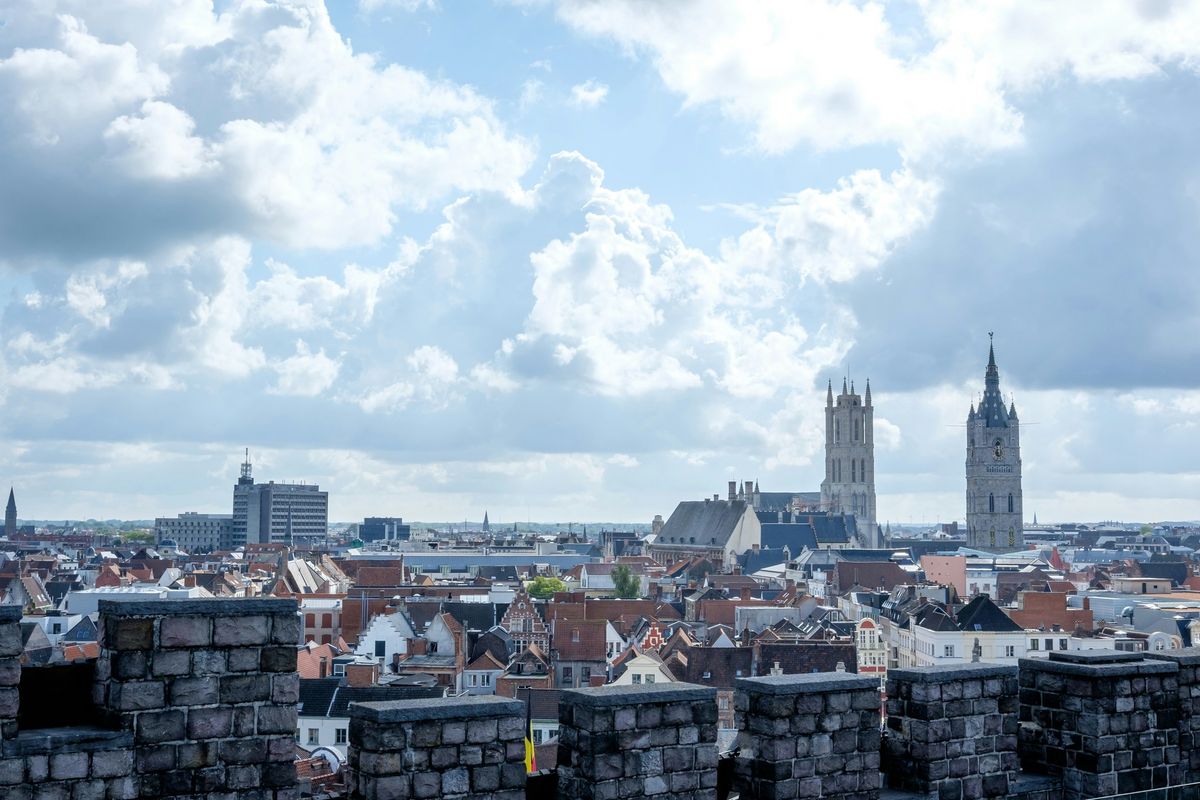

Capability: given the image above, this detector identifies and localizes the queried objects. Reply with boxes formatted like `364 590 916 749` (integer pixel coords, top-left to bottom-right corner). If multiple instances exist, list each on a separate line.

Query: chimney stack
728 481 737 501
345 659 381 688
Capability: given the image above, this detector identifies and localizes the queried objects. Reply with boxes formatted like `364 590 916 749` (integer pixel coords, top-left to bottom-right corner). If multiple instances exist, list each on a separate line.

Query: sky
2 0 1200 526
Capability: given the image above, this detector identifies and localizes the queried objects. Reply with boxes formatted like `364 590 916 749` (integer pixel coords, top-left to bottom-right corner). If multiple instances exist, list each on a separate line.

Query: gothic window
851 461 856 483
854 418 860 442
989 493 995 513
835 419 840 442
989 529 996 547
1008 493 1014 513
1008 529 1015 547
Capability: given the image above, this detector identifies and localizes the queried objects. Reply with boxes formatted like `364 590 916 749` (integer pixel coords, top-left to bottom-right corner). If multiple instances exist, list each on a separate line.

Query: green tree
526 576 565 600
611 564 641 599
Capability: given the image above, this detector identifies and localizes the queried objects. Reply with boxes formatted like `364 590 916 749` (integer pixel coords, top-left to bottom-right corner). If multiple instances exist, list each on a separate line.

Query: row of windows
833 417 865 443
1029 638 1068 651
985 493 1016 513
830 458 869 484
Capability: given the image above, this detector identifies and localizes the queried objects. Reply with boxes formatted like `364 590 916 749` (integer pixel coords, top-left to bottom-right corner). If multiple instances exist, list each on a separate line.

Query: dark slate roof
1137 560 1189 585
903 540 967 560
738 547 790 574
755 492 820 514
60 616 98 643
977 343 1009 429
913 605 959 632
657 500 751 547
955 595 1023 633
754 642 857 675
299 677 444 718
760 524 817 552
439 601 508 632
675 645 753 688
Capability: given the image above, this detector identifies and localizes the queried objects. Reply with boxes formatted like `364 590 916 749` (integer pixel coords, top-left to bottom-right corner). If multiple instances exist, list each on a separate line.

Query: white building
901 595 1027 667
354 612 415 666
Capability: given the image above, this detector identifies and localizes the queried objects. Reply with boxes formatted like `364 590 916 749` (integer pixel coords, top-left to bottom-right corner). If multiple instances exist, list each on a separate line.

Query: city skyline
3 3 1200 524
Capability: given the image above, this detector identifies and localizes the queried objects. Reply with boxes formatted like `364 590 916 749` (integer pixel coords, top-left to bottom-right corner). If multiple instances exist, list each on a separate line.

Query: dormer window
572 630 580 643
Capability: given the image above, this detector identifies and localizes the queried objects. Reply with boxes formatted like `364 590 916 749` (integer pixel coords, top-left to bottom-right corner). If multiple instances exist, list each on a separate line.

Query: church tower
820 378 877 544
4 488 16 539
966 336 1023 551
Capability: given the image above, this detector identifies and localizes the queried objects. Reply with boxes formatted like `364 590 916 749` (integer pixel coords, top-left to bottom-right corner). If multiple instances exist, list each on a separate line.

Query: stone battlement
2 600 1198 800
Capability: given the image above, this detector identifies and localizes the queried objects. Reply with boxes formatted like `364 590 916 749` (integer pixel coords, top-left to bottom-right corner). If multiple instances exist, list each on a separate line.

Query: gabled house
354 611 417 667
496 643 553 697
463 650 505 695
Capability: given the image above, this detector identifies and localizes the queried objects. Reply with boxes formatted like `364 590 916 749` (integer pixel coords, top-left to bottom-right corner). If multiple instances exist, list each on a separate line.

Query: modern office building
359 517 410 543
154 513 232 552
229 452 328 548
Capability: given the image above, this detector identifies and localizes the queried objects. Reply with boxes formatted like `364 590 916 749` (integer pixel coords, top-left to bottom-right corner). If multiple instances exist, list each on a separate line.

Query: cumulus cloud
0 2 533 262
271 341 341 397
554 0 1200 158
568 79 609 108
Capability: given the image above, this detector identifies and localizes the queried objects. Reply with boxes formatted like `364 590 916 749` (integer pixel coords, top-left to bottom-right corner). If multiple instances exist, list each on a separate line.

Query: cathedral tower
966 337 1023 551
820 378 877 543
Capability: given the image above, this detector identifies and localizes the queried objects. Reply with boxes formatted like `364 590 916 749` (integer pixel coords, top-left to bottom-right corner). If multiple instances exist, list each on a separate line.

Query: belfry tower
965 335 1024 552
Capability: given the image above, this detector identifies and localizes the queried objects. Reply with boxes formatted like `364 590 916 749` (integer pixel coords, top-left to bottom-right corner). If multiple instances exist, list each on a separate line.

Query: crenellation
348 695 527 800
556 682 719 800
735 671 881 800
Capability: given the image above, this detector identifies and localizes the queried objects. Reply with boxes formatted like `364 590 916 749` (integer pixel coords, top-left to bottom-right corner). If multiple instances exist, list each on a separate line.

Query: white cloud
271 341 340 397
568 79 609 108
0 4 534 258
554 0 1200 158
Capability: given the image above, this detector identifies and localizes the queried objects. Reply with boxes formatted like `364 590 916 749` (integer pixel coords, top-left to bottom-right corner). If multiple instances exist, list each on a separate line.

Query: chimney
728 481 737 501
739 587 751 601
713 494 720 502
345 659 381 688
409 638 428 656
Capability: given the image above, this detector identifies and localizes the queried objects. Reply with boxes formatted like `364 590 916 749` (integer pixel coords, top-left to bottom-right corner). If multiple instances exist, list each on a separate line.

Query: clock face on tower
993 438 1004 461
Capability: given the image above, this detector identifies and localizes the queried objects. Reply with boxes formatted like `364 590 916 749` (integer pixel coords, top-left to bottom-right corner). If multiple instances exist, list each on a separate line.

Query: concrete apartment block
735 671 881 800
347 695 527 800
556 682 719 800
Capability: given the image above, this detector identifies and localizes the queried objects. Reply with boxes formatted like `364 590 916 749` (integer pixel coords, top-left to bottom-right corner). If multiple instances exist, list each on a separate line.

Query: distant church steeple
4 488 16 539
482 511 490 533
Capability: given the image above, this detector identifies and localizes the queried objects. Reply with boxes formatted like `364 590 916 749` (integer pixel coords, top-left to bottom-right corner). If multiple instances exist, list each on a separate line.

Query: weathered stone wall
347 696 526 800
0 599 302 800
1148 647 1200 786
885 663 1019 799
556 682 719 800
1019 650 1181 800
0 605 20 743
95 597 301 799
734 672 880 800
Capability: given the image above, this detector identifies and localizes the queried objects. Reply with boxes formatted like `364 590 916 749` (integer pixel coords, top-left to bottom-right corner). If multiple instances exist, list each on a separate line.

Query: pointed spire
842 376 848 395
826 380 834 406
850 380 855 395
1008 400 1018 419
988 331 996 369
864 378 872 406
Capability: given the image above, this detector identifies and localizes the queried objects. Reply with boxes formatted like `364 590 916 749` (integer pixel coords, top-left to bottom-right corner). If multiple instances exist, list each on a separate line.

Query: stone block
259 646 297 673
213 615 270 647
220 673 271 704
108 681 164 712
170 675 219 706
107 618 153 651
256 705 297 734
187 707 233 740
135 709 186 744
149 649 191 677
272 673 300 704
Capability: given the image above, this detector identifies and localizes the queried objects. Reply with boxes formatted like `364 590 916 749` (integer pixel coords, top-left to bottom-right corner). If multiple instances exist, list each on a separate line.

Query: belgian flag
524 689 537 773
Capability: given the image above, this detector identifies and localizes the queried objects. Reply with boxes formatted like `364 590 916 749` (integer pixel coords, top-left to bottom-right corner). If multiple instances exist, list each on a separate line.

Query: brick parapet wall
1019 650 1181 799
885 663 1019 799
97 597 301 800
348 696 526 800
1146 647 1200 786
556 682 719 800
734 672 881 800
